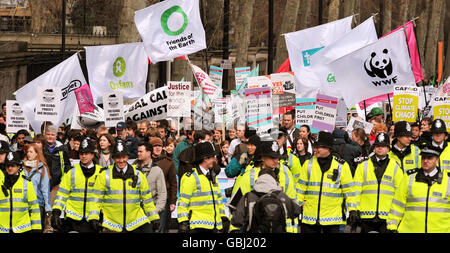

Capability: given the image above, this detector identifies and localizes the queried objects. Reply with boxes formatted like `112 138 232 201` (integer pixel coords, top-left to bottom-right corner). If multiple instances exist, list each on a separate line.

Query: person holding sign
51 138 103 233
388 121 421 172
353 133 403 233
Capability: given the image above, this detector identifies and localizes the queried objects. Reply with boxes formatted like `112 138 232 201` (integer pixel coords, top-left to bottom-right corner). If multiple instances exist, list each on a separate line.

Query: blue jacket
23 162 52 212
225 151 249 178
173 139 191 174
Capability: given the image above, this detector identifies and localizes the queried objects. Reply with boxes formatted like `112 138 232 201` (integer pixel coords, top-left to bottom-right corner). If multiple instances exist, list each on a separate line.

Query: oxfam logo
161 5 188 36
113 57 126 78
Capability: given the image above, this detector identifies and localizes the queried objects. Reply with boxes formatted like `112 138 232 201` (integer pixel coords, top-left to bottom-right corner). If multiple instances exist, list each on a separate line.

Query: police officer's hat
78 138 96 154
420 144 441 158
430 119 447 135
255 141 281 160
394 121 412 138
0 141 10 154
373 132 390 147
5 151 22 167
313 131 334 149
112 140 129 158
194 142 216 162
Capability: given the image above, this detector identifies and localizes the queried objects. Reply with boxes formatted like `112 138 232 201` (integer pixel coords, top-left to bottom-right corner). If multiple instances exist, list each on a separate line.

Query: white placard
6 100 29 133
35 86 61 122
103 91 125 128
167 81 191 117
346 116 374 136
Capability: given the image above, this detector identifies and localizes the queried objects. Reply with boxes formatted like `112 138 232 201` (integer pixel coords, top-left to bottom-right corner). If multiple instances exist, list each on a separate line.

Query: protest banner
245 87 272 133
167 81 191 118
134 0 206 63
6 100 29 134
247 75 271 89
231 93 246 127
209 65 223 97
335 98 348 128
295 98 319 134
346 116 374 136
234 67 251 92
124 86 168 123
103 91 125 128
85 42 148 104
71 104 105 130
190 64 222 100
432 96 450 132
271 72 296 118
35 86 61 123
392 86 419 123
312 93 338 133
74 84 95 114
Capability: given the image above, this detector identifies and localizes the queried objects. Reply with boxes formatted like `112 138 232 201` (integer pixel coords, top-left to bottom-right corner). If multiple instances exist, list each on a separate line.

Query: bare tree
274 0 301 69
328 0 341 22
424 0 444 79
234 0 255 67
415 0 431 78
117 0 147 43
298 0 312 30
381 0 392 35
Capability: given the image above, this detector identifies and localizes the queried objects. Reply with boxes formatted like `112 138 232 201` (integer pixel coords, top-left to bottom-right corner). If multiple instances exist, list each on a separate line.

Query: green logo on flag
161 5 188 36
327 73 336 83
113 57 126 78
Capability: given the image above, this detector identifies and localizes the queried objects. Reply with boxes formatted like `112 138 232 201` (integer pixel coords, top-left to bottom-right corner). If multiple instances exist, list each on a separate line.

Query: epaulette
353 156 369 164
406 168 419 175
185 169 194 177
100 166 109 173
334 156 346 165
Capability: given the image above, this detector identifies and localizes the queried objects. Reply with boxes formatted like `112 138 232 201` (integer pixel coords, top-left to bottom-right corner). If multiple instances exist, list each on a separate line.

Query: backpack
246 190 287 233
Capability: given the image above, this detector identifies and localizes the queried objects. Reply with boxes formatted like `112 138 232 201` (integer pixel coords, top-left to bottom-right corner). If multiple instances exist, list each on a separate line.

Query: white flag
134 0 206 64
310 17 378 97
190 64 222 100
85 42 148 104
327 29 416 107
15 53 87 134
285 15 353 97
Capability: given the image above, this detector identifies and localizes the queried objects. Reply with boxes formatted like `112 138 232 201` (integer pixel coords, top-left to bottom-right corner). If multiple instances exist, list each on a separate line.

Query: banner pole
387 93 392 113
177 117 180 137
363 100 368 121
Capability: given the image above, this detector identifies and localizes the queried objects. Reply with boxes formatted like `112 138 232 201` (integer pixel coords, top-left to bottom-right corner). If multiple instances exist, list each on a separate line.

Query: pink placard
74 84 95 114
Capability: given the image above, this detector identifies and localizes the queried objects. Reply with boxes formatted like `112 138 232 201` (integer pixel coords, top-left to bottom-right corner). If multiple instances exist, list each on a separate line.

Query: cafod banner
85 43 148 104
124 86 169 123
432 96 450 132
134 0 206 63
392 86 419 122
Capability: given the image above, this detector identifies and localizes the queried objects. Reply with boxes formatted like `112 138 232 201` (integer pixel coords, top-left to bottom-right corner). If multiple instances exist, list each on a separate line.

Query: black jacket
332 130 364 175
43 142 72 189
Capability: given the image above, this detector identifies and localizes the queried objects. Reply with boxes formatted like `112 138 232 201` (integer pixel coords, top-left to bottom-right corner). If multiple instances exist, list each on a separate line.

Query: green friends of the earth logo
327 73 336 83
113 57 126 78
161 5 188 36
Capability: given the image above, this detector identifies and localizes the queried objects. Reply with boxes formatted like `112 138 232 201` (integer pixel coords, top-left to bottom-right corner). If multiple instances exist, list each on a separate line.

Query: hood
332 129 350 143
253 174 281 193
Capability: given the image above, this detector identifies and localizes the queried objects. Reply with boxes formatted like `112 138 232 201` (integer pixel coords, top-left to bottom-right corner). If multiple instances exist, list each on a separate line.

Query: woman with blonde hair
23 143 52 233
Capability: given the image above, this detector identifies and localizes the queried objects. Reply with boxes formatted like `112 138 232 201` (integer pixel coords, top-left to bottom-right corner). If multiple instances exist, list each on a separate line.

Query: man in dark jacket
332 129 364 176
115 121 138 159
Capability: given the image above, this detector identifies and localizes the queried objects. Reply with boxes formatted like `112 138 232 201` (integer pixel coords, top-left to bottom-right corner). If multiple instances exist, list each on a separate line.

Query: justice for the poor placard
168 81 191 117
432 96 450 132
392 85 419 122
124 86 168 123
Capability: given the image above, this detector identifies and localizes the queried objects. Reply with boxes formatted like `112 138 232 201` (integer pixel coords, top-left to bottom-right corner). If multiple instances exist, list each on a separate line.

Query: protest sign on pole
167 81 191 118
295 98 319 133
214 97 232 124
6 100 29 134
103 91 125 128
234 67 251 91
190 64 222 100
335 98 348 128
209 66 223 96
245 87 273 134
312 93 338 133
392 86 419 123
35 86 61 123
74 84 95 115
271 72 296 119
346 116 374 136
432 96 450 132
231 93 246 127
247 75 271 89
124 86 168 123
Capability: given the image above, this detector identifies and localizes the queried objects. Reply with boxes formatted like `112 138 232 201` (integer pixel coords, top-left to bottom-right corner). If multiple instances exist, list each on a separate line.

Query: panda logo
364 49 393 79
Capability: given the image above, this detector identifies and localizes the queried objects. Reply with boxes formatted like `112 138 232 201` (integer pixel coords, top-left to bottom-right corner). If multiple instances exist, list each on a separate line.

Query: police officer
428 119 449 172
354 133 404 233
88 140 160 233
389 121 421 172
387 145 450 233
177 142 229 233
0 140 10 175
0 152 41 233
51 138 103 233
296 131 357 233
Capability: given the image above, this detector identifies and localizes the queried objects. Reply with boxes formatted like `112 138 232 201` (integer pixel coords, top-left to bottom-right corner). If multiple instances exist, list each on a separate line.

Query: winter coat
153 153 178 206
43 141 72 189
134 160 167 213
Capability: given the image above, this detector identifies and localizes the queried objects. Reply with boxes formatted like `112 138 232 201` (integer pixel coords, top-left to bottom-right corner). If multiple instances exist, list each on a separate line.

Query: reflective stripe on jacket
388 144 421 172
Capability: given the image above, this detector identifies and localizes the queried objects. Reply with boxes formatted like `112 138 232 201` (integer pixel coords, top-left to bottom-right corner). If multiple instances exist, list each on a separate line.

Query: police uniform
354 133 404 233
52 138 103 233
0 152 41 233
296 131 357 233
0 140 10 176
88 140 160 233
429 119 450 171
387 146 450 233
177 142 228 233
388 121 421 172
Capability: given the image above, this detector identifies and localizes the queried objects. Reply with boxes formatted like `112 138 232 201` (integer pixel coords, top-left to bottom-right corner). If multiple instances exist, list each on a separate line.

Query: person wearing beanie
296 131 357 233
51 138 103 233
177 142 229 233
387 144 450 233
88 140 160 233
353 133 404 233
388 121 421 172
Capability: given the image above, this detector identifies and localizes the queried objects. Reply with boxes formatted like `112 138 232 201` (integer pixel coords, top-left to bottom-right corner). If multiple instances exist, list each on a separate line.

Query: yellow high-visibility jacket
389 144 421 172
354 157 403 220
0 171 41 233
88 164 159 232
53 163 102 221
440 145 450 171
386 168 450 233
296 156 357 226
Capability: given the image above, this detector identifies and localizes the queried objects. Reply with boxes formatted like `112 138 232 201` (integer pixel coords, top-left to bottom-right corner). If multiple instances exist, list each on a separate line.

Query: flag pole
387 93 392 113
363 100 368 121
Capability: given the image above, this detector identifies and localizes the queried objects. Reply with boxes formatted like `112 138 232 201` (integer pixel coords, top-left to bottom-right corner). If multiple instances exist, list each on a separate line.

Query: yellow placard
433 104 450 132
392 94 418 122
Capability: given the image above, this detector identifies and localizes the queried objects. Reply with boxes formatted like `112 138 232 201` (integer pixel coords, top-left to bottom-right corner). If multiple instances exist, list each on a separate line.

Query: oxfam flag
85 42 148 104
134 0 206 64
